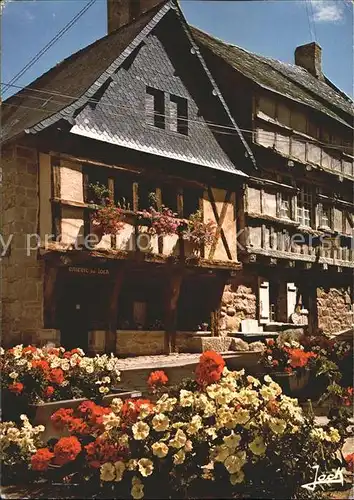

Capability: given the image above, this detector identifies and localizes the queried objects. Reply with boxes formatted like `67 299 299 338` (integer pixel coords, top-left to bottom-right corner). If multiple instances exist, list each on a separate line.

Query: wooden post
209 273 228 336
106 264 126 354
156 187 163 254
164 269 183 354
43 265 58 328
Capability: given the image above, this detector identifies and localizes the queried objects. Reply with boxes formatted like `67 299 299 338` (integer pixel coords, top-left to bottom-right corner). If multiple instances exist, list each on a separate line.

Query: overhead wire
1 94 353 156
1 0 97 97
305 0 316 41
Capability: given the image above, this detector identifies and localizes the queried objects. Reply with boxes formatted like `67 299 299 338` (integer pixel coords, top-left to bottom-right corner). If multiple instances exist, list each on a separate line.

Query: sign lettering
68 266 109 275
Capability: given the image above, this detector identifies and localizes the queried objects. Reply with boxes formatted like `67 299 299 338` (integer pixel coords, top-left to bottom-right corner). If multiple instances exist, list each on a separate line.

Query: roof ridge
191 25 353 124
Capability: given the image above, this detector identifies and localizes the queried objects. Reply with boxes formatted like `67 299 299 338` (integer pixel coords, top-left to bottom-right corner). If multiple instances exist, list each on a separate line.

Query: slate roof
2 1 353 146
191 27 354 128
1 3 166 142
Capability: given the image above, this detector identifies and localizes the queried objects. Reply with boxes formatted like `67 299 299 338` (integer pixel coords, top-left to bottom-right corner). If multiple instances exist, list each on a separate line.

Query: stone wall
116 331 166 356
317 287 353 334
1 143 58 347
219 273 257 333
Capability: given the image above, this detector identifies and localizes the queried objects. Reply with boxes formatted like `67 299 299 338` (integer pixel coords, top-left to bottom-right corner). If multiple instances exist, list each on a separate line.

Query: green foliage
89 182 110 204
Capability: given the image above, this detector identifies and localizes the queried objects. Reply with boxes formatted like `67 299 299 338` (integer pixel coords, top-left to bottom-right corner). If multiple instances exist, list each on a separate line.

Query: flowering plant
91 199 125 235
17 355 344 499
300 334 352 385
345 453 354 473
195 350 225 387
1 345 121 406
138 206 182 237
147 370 168 394
183 210 216 250
0 415 45 484
261 338 317 375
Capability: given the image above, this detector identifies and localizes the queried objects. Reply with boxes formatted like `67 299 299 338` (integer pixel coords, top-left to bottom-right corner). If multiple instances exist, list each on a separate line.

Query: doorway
57 281 89 352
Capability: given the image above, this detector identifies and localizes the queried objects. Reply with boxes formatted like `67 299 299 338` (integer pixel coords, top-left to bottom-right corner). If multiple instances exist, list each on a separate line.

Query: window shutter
145 92 155 126
259 280 270 324
287 282 298 321
169 99 178 133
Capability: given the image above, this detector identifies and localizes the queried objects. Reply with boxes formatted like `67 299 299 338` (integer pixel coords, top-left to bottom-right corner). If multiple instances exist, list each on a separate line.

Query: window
280 193 292 219
138 183 157 210
183 188 201 218
86 168 110 204
162 184 178 213
146 87 165 129
297 185 313 227
319 204 331 229
269 281 279 322
169 95 188 135
114 174 134 211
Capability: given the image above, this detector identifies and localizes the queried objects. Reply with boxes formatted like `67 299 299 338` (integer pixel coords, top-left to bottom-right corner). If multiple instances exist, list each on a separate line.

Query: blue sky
1 0 353 99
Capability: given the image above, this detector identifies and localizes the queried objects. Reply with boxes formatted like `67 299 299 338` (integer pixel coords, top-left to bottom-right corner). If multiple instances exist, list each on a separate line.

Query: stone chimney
107 0 166 34
295 42 324 80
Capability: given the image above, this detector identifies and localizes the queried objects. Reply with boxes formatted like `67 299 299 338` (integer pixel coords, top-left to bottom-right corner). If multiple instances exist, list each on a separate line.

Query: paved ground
116 352 202 370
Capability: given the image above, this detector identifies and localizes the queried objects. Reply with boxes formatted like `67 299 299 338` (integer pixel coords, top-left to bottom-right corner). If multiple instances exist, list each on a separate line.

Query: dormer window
169 95 188 135
145 87 165 129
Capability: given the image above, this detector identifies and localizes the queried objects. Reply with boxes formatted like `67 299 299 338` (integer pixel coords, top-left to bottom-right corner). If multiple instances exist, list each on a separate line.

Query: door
58 282 89 352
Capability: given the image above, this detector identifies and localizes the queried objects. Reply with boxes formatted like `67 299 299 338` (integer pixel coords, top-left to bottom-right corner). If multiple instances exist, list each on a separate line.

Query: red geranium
44 386 55 398
195 351 225 387
147 370 168 389
286 349 316 369
345 453 354 473
48 368 65 385
272 360 279 367
121 399 154 424
51 408 75 429
53 436 82 466
266 339 275 347
32 360 50 373
31 448 54 471
342 387 354 407
23 346 37 355
85 436 126 468
47 348 60 356
8 382 24 394
77 400 111 428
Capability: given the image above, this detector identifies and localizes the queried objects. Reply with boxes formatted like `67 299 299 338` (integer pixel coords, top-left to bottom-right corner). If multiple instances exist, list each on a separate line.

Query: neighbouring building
1 0 353 354
192 29 354 337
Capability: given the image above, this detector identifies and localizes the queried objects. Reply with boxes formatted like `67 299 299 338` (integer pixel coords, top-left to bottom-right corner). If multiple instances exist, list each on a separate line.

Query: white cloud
310 0 344 23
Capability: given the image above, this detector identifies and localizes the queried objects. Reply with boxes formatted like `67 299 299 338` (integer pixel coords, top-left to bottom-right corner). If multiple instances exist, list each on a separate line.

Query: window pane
114 174 134 211
162 184 178 213
280 195 291 219
297 185 312 226
170 95 188 135
146 87 165 129
183 188 201 218
139 183 157 210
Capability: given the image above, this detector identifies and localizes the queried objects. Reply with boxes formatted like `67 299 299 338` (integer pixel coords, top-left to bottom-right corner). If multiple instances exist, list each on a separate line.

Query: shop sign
68 266 110 275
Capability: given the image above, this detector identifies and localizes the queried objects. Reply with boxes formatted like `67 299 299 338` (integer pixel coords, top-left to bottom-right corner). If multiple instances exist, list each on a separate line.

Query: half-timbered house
1 0 255 354
1 0 353 354
193 29 354 337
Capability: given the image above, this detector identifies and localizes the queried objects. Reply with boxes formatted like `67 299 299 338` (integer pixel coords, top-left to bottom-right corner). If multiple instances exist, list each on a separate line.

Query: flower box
30 389 142 443
272 369 310 396
225 351 263 374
